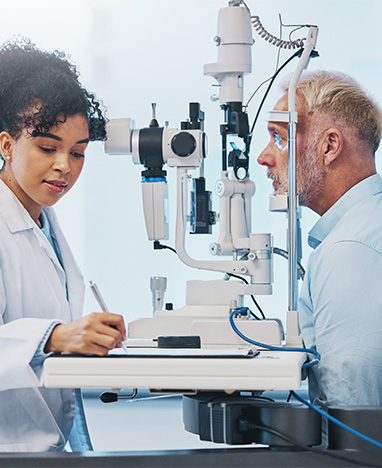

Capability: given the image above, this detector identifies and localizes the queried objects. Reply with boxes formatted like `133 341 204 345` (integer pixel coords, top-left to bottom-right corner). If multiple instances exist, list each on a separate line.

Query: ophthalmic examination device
43 2 382 462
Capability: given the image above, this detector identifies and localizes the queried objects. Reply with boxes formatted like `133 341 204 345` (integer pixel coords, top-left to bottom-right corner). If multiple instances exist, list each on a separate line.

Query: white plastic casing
105 118 205 169
162 128 205 168
104 118 135 155
142 181 169 240
204 5 253 103
44 350 306 391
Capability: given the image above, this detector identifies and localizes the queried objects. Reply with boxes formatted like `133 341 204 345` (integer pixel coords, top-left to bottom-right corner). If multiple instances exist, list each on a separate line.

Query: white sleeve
0 268 63 391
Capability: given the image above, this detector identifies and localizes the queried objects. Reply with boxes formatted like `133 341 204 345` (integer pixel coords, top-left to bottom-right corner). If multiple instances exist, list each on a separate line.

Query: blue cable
292 391 382 450
229 309 320 368
229 310 382 451
230 310 382 451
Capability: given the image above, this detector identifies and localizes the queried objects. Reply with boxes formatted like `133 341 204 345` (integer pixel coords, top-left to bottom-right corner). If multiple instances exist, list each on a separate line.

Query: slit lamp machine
44 1 327 448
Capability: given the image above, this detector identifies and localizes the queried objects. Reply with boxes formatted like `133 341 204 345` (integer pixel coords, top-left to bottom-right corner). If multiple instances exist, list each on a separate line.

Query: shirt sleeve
29 322 62 372
0 266 66 390
306 240 382 407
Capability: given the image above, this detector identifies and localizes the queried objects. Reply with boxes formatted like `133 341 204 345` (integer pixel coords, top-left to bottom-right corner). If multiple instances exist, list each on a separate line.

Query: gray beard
268 142 325 208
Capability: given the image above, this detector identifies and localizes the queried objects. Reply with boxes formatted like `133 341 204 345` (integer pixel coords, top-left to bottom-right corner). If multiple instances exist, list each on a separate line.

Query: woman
0 38 126 452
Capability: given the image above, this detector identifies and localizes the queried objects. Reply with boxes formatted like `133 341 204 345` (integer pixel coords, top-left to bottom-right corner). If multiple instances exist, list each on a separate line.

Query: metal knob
150 276 167 314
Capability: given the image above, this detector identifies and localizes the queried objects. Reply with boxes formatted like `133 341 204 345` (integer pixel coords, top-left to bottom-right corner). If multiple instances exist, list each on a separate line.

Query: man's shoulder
324 192 382 253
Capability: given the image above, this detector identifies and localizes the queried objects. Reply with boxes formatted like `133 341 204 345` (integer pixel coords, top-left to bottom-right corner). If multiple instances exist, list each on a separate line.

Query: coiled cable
239 0 309 50
251 15 306 49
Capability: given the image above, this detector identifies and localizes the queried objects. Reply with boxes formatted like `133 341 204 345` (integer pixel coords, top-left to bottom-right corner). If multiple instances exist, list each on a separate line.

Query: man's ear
320 128 343 167
0 131 15 160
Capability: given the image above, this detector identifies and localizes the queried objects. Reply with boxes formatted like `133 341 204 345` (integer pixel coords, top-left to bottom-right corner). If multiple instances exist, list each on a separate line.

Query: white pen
89 280 128 353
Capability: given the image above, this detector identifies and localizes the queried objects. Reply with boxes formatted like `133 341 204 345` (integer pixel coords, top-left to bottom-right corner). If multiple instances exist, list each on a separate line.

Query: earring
5 156 10 161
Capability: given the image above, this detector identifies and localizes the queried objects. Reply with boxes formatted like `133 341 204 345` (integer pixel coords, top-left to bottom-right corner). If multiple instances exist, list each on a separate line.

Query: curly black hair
0 37 106 141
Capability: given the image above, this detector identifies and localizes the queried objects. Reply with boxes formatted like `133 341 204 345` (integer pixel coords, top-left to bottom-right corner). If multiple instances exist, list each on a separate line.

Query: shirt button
63 401 72 413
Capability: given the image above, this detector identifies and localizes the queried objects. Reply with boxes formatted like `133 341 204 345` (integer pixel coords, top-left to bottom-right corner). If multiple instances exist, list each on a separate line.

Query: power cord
273 247 305 280
225 272 266 320
153 240 177 254
229 310 320 368
292 391 382 451
249 48 303 135
238 420 374 466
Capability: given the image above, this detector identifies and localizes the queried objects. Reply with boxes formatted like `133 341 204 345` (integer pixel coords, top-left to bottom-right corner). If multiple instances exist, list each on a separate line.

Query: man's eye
274 134 287 151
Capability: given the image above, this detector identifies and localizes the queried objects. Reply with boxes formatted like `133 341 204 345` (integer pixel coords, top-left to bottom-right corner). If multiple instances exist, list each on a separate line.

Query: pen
89 280 109 313
89 280 128 353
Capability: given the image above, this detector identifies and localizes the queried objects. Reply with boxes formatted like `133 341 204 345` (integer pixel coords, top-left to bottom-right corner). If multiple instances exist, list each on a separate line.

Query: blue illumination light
275 133 287 151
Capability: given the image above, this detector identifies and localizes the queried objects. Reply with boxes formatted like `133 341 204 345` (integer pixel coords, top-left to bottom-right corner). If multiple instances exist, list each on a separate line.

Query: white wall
2 0 382 327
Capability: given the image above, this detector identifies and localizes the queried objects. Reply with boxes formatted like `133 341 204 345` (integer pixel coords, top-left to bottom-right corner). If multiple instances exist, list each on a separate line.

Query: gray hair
281 70 382 154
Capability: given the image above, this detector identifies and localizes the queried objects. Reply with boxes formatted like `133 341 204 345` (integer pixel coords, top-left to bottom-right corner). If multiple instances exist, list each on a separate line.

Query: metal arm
287 26 318 312
175 167 272 293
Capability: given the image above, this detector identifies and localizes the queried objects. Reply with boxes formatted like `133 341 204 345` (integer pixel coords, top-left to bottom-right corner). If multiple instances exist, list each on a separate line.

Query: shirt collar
40 208 51 238
308 174 382 249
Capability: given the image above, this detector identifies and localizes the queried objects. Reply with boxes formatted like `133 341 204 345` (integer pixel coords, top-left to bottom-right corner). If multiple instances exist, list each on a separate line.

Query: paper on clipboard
109 345 259 359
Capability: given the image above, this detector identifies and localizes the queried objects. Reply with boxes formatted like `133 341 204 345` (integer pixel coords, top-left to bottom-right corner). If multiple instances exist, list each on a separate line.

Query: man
257 70 382 410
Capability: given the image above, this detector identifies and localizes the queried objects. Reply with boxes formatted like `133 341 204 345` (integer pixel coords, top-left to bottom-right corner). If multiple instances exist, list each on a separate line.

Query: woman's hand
44 312 127 355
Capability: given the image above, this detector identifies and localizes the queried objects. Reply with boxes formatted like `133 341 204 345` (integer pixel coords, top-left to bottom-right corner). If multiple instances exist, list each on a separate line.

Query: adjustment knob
171 132 196 157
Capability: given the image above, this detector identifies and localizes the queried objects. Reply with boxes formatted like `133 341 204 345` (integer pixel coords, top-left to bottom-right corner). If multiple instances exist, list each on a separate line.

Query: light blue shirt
299 174 382 409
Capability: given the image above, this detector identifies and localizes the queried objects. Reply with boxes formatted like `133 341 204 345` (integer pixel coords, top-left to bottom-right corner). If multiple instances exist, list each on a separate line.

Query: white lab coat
0 179 85 451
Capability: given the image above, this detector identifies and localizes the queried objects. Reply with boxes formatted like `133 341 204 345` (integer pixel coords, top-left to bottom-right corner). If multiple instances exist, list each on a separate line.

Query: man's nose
257 143 275 168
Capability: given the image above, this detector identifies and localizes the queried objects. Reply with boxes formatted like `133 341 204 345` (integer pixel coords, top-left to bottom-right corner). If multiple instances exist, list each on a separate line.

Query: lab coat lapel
0 183 65 284
0 181 85 321
32 224 68 289
44 208 85 321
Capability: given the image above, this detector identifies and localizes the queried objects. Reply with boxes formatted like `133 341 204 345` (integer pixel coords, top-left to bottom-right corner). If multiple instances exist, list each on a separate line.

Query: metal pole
287 26 318 313
287 120 298 311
